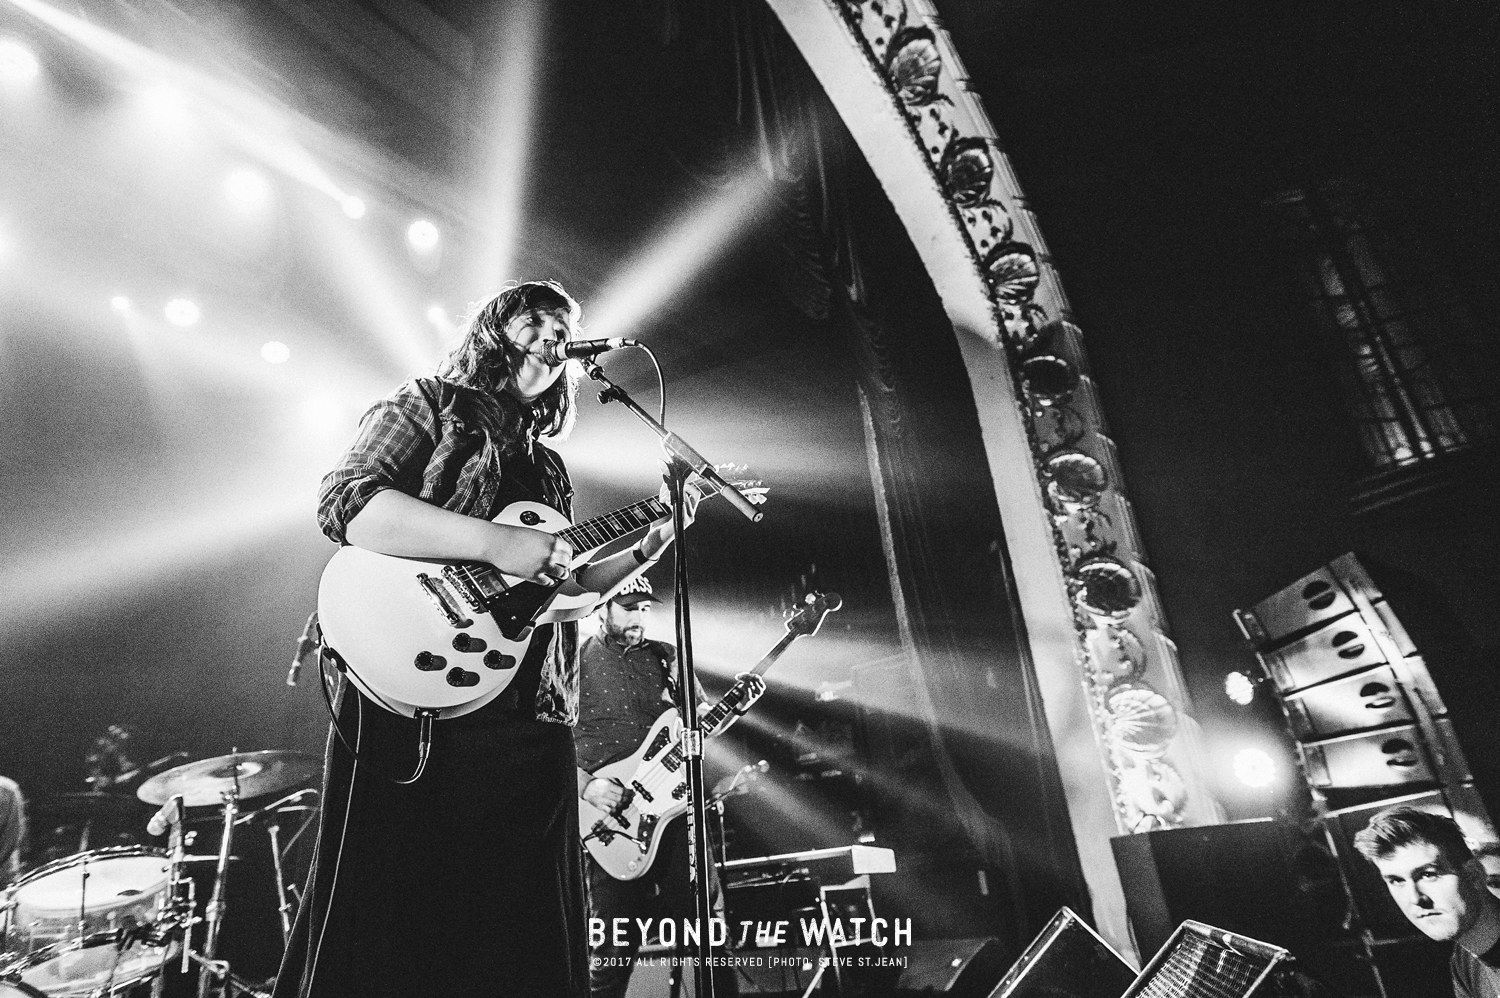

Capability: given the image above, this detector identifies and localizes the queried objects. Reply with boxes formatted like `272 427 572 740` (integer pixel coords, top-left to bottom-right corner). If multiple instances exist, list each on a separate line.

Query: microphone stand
583 360 761 998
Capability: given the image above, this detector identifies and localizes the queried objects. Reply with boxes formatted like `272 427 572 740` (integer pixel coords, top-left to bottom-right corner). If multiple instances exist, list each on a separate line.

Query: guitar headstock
784 591 842 638
729 481 769 507
687 471 769 509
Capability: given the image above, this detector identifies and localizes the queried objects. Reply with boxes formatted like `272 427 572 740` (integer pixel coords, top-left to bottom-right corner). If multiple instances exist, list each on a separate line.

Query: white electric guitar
317 478 766 718
578 591 841 879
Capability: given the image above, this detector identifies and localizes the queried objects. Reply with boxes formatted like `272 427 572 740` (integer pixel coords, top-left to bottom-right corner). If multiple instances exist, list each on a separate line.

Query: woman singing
275 281 686 997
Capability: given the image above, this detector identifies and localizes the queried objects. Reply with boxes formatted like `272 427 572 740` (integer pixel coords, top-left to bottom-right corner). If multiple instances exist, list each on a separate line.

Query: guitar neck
557 477 731 554
699 630 798 734
557 497 669 552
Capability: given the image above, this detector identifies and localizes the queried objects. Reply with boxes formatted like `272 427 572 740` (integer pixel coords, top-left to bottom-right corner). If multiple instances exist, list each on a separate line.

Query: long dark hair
437 281 581 454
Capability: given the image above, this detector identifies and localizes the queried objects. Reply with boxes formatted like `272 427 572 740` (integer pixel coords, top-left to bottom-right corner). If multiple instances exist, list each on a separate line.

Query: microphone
287 612 319 687
533 337 638 366
716 760 770 798
146 794 183 837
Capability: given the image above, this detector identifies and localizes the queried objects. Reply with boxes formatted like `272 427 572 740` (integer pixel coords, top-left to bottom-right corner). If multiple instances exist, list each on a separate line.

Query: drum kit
1 751 321 998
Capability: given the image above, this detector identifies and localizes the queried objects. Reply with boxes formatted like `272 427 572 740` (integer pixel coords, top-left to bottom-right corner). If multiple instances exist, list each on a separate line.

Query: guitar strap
654 642 679 705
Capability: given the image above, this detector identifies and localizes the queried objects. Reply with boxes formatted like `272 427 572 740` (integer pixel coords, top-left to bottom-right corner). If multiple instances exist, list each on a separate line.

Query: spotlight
425 304 447 326
110 296 131 313
301 396 355 441
260 341 290 365
0 38 40 83
1232 748 1276 788
342 195 367 219
164 298 201 327
407 219 439 253
138 85 190 129
1224 671 1256 706
225 169 270 206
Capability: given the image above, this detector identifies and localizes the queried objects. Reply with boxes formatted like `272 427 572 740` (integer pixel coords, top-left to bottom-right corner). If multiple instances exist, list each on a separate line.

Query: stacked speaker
1234 553 1497 941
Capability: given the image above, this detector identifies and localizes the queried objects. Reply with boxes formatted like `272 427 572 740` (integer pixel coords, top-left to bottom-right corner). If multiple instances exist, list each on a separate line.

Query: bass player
576 576 765 998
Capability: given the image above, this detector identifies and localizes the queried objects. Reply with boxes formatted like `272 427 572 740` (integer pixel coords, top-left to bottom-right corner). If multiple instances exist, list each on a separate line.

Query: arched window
1268 181 1497 500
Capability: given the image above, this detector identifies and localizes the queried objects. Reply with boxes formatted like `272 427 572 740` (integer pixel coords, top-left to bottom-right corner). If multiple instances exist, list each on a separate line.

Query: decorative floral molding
832 0 1210 832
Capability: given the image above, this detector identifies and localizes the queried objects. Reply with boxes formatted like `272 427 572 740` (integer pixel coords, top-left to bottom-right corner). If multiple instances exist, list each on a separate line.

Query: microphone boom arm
585 361 763 523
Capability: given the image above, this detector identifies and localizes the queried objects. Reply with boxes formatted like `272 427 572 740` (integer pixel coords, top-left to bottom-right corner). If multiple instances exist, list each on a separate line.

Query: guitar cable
316 645 437 784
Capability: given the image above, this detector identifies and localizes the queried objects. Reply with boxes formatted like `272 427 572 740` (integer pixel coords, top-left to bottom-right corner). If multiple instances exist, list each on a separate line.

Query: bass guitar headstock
784 591 842 638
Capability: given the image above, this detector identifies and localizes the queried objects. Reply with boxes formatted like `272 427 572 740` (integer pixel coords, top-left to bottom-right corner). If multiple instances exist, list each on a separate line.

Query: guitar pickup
416 573 473 629
442 565 489 612
631 780 654 804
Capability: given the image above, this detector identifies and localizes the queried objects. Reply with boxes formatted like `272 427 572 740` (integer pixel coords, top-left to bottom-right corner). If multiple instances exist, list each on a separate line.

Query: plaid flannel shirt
317 377 579 725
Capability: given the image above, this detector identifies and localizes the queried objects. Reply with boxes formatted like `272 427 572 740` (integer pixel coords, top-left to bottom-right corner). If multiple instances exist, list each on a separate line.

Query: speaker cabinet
1111 820 1346 959
988 908 1135 998
894 937 1007 996
1301 719 1469 789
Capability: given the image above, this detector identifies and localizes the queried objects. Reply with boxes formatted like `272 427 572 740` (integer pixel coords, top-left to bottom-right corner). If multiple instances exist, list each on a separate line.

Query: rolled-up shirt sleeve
317 387 438 545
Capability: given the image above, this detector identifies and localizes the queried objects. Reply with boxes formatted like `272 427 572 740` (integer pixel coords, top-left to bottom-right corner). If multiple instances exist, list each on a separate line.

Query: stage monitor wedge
988 907 1135 998
1122 921 1288 998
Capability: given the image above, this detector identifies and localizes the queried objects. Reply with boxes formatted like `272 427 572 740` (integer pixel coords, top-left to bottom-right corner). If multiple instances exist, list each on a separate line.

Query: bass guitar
579 591 841 879
317 478 766 718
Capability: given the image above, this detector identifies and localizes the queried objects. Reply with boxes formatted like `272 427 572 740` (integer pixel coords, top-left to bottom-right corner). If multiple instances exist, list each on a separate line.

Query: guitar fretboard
558 497 670 552
659 628 799 773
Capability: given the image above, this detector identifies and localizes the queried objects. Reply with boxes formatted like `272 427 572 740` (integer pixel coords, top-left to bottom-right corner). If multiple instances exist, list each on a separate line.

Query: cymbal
137 750 322 807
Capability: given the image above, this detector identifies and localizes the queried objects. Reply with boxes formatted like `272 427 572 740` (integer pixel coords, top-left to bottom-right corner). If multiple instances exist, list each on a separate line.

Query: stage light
225 168 270 206
407 219 439 253
1233 748 1276 788
110 296 131 313
164 298 200 327
260 340 290 365
0 37 40 83
138 84 190 129
341 195 366 219
459 0 545 292
1224 671 1256 705
425 304 447 326
300 395 360 445
586 160 774 341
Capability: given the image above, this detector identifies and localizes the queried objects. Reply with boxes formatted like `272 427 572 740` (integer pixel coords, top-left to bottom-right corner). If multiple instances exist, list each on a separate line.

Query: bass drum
1 934 175 997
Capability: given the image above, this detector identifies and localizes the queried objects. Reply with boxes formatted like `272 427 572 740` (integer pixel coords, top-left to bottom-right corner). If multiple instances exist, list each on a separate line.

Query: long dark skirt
274 683 587 998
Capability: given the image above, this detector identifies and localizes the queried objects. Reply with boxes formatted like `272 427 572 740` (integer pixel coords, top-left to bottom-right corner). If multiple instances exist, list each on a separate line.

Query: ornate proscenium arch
763 0 1223 955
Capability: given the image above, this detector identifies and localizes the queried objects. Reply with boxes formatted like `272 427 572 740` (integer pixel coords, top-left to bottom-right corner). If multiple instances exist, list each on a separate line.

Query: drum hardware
0 844 176 997
229 789 318 948
134 750 320 998
196 777 239 998
0 750 319 998
263 825 291 948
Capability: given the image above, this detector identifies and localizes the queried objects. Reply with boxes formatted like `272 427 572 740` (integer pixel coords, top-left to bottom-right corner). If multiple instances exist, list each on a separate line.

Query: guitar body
317 501 599 719
578 708 690 880
316 480 766 718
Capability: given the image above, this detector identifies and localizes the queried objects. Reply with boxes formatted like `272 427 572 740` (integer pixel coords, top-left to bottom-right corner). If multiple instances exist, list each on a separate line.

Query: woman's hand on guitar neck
641 478 703 558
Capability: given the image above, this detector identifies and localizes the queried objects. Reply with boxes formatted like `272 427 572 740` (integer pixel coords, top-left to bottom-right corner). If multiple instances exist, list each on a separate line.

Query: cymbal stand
152 797 190 998
266 821 291 945
197 783 240 998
